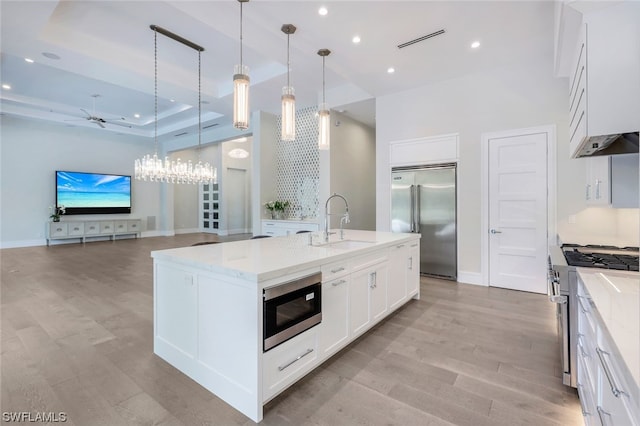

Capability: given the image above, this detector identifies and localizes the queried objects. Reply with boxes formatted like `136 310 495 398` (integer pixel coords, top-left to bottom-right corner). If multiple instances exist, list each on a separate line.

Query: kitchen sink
320 240 376 250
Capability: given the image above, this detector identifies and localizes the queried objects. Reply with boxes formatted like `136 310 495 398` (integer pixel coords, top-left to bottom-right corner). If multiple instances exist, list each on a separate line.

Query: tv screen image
56 171 132 215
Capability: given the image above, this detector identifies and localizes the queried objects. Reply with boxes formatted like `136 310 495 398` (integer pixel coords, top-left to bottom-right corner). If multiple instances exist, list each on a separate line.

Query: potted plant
265 200 290 220
49 205 66 222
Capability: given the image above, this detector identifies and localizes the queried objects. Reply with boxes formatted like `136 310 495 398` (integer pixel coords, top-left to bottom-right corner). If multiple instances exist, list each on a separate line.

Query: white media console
45 219 141 246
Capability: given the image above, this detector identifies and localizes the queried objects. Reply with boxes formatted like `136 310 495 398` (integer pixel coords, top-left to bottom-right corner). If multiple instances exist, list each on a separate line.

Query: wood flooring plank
0 236 582 425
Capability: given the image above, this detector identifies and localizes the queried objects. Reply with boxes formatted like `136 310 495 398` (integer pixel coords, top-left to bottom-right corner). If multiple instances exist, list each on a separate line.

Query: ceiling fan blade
80 108 91 118
95 121 106 128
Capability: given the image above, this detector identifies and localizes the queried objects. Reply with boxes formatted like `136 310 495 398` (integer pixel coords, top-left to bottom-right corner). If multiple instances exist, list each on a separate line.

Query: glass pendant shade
281 86 296 141
318 105 330 150
233 64 250 130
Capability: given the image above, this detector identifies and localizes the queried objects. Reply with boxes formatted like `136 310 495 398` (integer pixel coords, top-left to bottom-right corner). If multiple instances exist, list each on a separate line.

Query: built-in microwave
263 272 322 352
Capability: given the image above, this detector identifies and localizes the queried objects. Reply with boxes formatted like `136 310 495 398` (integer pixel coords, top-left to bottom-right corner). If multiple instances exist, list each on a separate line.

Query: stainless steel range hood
574 132 639 157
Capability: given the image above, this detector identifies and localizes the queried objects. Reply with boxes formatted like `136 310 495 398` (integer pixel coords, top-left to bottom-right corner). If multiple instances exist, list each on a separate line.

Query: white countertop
151 230 419 282
557 231 639 249
578 268 640 388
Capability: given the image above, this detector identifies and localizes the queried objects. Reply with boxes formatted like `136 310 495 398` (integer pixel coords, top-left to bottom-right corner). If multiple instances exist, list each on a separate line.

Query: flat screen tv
56 171 132 215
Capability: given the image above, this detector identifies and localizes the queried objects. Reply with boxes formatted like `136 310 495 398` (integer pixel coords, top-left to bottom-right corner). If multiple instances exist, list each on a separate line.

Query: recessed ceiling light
170 99 176 103
232 137 248 143
2 84 11 90
352 35 361 44
134 113 141 118
318 6 328 16
42 52 60 60
387 67 395 74
471 41 481 49
24 58 34 63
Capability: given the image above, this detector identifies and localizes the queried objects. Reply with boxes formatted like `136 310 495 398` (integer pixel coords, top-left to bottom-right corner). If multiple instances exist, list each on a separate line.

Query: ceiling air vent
203 123 219 129
174 131 188 137
397 29 445 49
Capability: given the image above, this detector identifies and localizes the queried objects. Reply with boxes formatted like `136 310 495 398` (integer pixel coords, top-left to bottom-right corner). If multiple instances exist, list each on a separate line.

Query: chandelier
134 25 217 184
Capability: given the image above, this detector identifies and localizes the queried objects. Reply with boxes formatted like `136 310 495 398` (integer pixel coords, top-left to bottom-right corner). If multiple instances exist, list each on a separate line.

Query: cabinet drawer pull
56 228 62 232
330 267 345 274
597 406 611 426
278 348 314 371
396 244 405 249
331 279 346 287
410 243 418 248
577 295 590 314
576 383 590 417
586 184 591 200
577 334 589 358
596 347 624 397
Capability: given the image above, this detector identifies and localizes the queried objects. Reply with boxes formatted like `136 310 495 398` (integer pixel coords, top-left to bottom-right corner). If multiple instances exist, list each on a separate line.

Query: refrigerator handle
413 185 421 233
409 185 415 232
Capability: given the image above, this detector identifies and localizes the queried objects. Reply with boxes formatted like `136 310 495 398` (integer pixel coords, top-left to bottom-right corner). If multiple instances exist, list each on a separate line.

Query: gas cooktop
562 244 639 271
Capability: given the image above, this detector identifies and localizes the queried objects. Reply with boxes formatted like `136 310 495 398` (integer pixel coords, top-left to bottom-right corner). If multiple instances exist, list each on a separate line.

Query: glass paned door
200 183 220 233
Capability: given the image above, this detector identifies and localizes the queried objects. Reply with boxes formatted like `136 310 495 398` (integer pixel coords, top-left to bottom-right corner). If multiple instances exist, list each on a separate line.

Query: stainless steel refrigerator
391 164 457 280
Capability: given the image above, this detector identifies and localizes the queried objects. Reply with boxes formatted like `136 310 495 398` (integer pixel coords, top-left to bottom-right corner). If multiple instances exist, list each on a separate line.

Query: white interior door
488 132 548 293
226 168 249 235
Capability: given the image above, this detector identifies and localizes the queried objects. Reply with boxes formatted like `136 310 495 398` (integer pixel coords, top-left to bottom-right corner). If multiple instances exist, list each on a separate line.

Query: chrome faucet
324 193 350 242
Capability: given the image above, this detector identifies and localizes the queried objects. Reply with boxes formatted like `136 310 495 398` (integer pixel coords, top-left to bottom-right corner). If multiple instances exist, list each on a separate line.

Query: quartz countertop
151 230 419 282
577 268 640 388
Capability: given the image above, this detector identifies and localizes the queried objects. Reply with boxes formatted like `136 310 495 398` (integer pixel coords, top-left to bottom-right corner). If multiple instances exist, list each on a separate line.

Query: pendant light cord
240 1 244 68
154 28 158 154
322 56 326 104
198 50 202 159
286 33 290 87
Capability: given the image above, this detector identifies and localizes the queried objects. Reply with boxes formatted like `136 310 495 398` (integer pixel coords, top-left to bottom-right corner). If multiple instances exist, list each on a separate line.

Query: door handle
490 229 502 234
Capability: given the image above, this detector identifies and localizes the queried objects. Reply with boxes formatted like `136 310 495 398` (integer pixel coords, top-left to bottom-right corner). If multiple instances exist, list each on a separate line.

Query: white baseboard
174 228 200 235
0 239 46 249
142 230 174 238
457 271 485 286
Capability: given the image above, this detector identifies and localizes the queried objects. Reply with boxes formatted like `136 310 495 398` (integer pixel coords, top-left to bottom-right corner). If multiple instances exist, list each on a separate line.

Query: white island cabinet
151 230 420 422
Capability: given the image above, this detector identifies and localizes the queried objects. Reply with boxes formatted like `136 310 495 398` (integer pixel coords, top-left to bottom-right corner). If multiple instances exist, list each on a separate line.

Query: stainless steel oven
548 243 639 388
547 252 571 386
263 272 322 352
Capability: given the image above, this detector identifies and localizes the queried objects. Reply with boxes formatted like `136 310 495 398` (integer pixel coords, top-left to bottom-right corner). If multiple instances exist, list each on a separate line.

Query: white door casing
481 125 557 293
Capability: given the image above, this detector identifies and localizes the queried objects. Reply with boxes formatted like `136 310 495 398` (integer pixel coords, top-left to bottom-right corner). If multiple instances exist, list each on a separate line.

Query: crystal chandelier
134 25 217 184
317 49 331 150
280 24 296 141
233 0 250 130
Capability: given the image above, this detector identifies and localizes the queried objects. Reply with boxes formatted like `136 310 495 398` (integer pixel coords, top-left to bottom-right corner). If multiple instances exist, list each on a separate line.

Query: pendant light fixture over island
280 24 297 142
233 0 250 130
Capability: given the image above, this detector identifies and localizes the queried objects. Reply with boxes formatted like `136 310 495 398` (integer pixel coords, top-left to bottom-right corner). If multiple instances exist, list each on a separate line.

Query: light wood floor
1 234 582 425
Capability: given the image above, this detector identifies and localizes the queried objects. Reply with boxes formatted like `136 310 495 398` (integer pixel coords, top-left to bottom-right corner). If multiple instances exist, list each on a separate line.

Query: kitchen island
151 230 420 422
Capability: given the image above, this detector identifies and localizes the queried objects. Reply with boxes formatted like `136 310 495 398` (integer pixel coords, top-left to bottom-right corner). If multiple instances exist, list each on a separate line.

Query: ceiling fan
66 94 131 128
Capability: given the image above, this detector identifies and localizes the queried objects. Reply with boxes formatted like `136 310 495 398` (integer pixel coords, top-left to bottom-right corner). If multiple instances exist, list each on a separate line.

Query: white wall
376 58 575 276
329 111 376 231
0 115 163 247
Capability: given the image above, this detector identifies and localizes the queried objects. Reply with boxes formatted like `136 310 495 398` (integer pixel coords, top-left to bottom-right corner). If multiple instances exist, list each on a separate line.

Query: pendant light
233 0 250 130
134 25 216 184
281 24 297 141
317 49 331 150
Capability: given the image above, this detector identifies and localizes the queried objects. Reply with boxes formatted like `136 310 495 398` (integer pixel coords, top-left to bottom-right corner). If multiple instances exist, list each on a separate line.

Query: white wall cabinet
568 4 640 158
261 220 319 237
584 154 639 208
576 276 640 426
585 156 611 206
46 219 141 245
